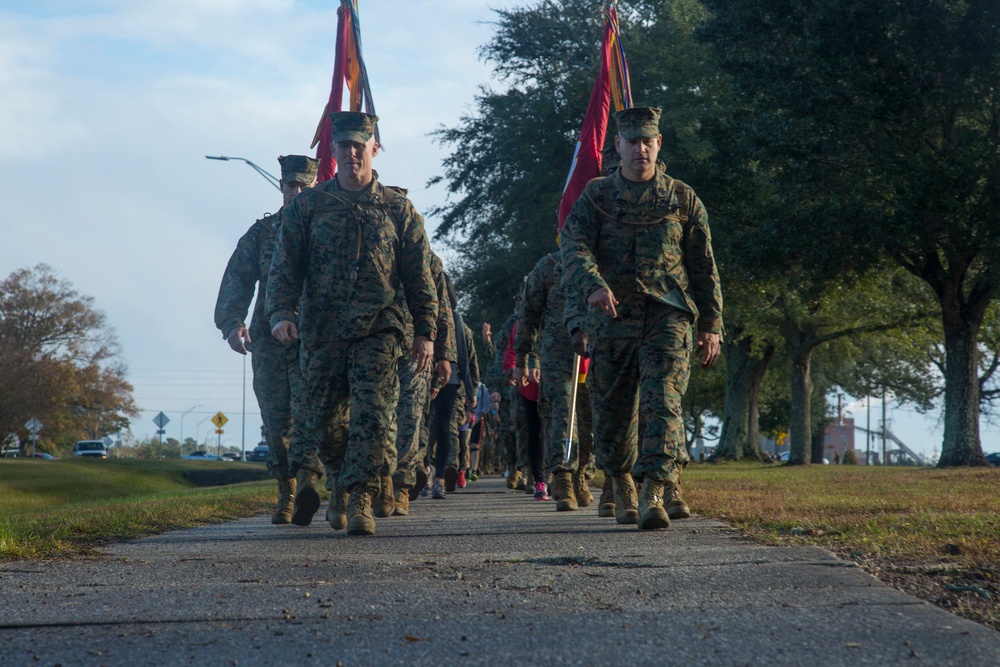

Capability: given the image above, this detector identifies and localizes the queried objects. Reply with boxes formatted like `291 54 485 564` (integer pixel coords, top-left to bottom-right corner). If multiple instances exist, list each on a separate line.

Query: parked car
986 452 1000 468
247 444 269 463
221 452 242 462
31 452 57 460
73 440 109 458
181 450 223 461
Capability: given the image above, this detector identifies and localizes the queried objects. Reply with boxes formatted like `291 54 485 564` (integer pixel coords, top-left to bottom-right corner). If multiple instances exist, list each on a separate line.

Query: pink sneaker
457 470 467 489
534 482 550 500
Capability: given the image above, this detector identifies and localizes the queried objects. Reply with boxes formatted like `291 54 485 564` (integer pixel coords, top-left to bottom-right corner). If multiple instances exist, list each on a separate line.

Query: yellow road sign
211 412 228 429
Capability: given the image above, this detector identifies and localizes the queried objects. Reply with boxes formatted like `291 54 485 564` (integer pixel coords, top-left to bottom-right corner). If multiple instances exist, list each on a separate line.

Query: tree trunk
788 341 814 465
719 334 775 461
745 342 775 460
938 313 989 466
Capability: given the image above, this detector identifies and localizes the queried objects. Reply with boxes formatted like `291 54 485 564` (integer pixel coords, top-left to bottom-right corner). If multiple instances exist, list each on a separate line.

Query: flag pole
564 353 582 463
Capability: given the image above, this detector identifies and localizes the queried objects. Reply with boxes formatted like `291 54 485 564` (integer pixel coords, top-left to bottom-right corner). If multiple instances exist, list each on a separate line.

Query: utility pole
881 387 887 466
866 395 871 465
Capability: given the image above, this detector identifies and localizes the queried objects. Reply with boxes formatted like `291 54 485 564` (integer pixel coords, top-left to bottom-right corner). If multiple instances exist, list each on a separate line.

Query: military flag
556 0 633 231
311 0 379 182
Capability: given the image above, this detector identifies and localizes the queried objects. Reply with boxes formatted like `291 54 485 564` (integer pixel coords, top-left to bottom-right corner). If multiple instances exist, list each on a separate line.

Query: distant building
824 418 855 462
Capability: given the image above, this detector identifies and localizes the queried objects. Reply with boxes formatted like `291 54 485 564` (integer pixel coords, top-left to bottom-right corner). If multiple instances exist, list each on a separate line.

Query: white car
73 440 109 458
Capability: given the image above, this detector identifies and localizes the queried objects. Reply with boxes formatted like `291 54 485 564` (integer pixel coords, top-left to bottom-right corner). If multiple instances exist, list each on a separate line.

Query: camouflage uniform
215 220 304 480
514 252 595 478
452 322 479 470
560 152 723 486
393 254 456 490
266 174 438 494
487 311 519 471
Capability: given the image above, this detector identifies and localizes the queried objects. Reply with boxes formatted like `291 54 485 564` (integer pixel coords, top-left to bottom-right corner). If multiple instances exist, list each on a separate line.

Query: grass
681 462 1000 631
0 458 275 560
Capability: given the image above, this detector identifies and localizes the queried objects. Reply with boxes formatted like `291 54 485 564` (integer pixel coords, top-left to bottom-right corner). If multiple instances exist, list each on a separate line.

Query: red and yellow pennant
311 0 379 182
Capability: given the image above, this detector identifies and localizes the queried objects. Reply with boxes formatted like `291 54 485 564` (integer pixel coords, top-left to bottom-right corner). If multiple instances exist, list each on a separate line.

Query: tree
0 264 138 450
700 0 1000 465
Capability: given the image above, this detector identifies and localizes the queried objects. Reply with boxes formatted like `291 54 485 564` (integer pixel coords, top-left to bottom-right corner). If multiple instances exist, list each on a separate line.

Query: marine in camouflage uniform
560 106 723 531
451 321 480 476
486 306 521 487
266 112 438 536
389 252 456 515
514 251 595 511
213 154 318 525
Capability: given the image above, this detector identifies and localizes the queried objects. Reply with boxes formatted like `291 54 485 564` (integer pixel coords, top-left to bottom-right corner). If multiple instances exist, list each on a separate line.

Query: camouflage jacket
514 252 581 374
458 322 480 402
266 176 438 344
214 213 294 357
486 311 518 393
560 163 723 338
397 252 457 362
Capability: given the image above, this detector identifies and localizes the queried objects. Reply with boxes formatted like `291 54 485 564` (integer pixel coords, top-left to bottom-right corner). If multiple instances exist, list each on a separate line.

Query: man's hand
697 332 721 370
271 320 298 344
482 322 492 346
435 359 451 385
412 336 433 373
227 326 251 355
512 366 528 387
529 368 541 384
571 329 589 358
587 287 619 319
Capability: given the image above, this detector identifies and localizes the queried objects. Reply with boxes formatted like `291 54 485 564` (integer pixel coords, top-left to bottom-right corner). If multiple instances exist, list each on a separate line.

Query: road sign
215 428 224 435
102 436 113 447
211 412 228 429
24 418 43 435
153 412 170 429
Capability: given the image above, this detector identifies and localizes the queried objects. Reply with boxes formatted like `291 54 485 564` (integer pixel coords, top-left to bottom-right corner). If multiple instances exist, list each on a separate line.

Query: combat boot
506 468 520 489
271 477 296 524
373 476 395 518
393 486 410 516
665 481 691 520
574 471 593 508
611 473 639 525
515 469 527 491
326 477 348 530
347 486 376 536
597 476 615 518
292 469 321 526
553 471 578 512
524 469 535 495
637 478 670 530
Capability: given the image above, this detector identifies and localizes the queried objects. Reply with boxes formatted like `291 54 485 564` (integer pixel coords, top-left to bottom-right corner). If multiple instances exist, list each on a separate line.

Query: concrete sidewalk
1 476 997 666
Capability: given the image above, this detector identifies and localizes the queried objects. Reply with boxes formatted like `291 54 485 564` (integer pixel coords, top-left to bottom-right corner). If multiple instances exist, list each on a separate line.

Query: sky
1 0 997 461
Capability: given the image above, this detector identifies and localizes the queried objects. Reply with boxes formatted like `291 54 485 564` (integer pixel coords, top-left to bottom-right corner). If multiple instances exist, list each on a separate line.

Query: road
1 476 998 666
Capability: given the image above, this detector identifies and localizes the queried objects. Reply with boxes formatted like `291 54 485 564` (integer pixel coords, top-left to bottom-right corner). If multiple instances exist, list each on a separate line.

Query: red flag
557 21 612 231
312 6 351 182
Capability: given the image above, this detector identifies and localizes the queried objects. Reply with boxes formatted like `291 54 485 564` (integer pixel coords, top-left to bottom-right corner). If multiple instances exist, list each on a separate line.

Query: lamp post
204 155 281 190
179 405 202 456
195 415 211 449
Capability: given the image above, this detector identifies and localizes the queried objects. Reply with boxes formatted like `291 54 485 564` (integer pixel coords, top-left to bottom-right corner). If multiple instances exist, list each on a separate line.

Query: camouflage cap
613 106 662 140
329 111 379 144
277 154 318 185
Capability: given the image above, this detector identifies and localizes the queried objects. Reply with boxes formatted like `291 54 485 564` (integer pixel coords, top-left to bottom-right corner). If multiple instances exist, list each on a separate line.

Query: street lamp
195 415 212 449
179 405 202 455
205 155 281 190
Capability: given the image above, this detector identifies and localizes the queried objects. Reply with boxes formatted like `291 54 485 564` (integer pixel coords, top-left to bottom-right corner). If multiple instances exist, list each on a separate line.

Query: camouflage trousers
250 343 302 481
428 383 466 472
392 354 430 489
539 371 595 477
496 390 516 470
298 332 401 494
588 304 692 485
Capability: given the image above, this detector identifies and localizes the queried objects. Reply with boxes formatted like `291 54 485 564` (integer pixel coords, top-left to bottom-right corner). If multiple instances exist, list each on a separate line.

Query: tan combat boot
611 473 639 525
506 468 519 489
393 486 410 516
637 478 670 530
515 469 527 491
347 486 376 536
597 476 615 518
665 481 691 520
373 476 395 518
271 477 296 524
553 471 578 512
326 482 348 531
292 469 321 526
574 471 593 508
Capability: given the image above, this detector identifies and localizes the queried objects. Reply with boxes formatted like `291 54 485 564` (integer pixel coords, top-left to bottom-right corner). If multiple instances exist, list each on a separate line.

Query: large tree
700 0 1000 465
0 264 138 451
